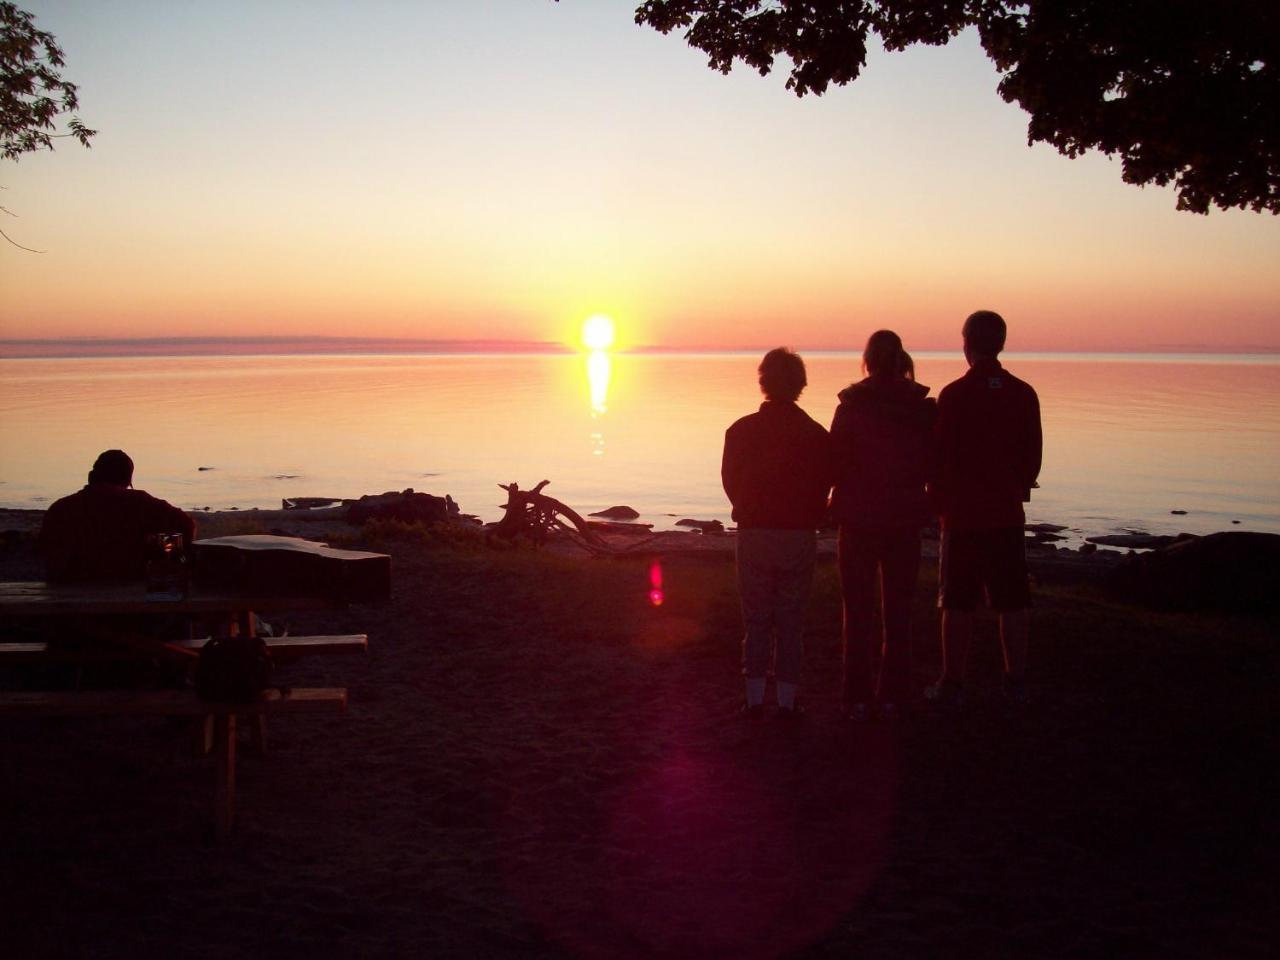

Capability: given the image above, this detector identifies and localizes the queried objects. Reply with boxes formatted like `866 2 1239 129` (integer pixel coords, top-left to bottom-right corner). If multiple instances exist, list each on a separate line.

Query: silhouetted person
830 331 937 720
39 449 196 583
927 311 1042 706
722 348 831 717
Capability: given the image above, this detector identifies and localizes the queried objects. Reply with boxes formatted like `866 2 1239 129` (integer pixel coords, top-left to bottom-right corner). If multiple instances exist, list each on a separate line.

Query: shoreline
0 506 1133 585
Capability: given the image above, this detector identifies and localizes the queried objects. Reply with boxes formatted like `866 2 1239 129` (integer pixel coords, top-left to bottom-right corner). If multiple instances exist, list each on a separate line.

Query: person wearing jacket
927 310 1042 707
39 449 196 583
829 331 937 719
36 450 199 668
722 348 832 717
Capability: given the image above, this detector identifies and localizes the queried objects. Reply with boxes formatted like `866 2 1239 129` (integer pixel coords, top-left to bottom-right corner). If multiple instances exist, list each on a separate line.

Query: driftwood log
489 481 604 549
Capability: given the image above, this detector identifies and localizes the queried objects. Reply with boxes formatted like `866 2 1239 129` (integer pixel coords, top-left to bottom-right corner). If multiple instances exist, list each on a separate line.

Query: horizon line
1 335 1278 360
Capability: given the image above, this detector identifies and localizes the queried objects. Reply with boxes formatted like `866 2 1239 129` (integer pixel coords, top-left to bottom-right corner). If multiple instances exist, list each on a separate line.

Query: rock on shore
590 505 641 520
1106 531 1280 614
346 489 456 525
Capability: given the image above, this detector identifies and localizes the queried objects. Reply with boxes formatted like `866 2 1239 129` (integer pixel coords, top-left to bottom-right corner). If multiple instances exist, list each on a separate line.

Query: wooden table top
0 581 337 617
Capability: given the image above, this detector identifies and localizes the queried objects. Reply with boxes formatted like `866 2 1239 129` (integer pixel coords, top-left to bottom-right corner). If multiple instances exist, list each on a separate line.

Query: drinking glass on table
145 532 189 600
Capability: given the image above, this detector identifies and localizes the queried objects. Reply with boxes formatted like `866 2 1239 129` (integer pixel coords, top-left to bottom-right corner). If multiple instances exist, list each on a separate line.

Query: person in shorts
928 311 1042 705
722 348 832 718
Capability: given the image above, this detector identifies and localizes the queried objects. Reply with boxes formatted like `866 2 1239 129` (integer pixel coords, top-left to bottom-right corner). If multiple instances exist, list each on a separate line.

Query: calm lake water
1 352 1277 546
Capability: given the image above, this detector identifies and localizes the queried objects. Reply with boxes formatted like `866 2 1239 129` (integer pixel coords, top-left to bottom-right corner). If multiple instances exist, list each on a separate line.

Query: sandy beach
0 509 1275 958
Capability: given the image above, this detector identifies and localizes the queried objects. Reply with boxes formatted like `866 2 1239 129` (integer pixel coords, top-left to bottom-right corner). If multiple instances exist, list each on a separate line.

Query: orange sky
2 2 1278 353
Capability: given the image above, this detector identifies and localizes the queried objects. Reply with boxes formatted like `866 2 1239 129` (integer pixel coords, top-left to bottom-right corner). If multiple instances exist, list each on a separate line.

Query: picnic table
0 535 389 839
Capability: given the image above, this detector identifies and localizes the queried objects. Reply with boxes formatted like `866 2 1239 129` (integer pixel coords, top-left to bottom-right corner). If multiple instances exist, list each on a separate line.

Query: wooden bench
0 634 368 663
0 687 347 839
175 634 367 658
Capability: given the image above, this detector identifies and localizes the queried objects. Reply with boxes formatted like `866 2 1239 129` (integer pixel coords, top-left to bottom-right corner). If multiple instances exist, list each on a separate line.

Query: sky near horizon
2 0 1278 353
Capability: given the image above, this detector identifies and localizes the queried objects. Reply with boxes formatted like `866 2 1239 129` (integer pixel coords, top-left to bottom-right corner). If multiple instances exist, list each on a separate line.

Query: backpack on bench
196 635 274 702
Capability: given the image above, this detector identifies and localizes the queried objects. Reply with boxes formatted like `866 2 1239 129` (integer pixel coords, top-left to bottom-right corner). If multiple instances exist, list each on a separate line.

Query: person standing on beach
39 449 196 583
927 311 1042 706
830 331 937 721
722 348 832 717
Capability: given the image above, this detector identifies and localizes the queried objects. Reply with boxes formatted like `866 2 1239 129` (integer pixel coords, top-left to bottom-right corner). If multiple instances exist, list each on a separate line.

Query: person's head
758 347 807 402
87 449 134 487
962 310 1007 362
861 329 906 378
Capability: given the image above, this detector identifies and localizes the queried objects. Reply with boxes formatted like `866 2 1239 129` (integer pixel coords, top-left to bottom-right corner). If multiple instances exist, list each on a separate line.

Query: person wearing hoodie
829 331 937 720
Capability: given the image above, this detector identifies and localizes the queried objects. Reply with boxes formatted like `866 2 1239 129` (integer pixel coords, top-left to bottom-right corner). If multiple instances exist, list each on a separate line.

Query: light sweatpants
736 527 818 686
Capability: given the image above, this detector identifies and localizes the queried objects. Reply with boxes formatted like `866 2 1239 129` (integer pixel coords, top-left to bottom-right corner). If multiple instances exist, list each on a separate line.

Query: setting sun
582 314 616 351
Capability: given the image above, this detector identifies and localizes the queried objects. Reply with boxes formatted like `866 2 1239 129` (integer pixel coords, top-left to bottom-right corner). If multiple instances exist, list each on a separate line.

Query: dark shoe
842 702 870 722
776 704 806 724
876 701 903 722
1002 675 1030 707
924 680 965 709
741 703 766 723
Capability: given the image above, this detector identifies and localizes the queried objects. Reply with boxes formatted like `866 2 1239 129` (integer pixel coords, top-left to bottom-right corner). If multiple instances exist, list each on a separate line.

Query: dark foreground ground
0 516 1276 959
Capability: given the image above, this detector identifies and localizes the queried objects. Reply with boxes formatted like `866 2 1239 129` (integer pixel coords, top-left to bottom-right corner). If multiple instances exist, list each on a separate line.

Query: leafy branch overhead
632 1 1280 215
1 1 96 161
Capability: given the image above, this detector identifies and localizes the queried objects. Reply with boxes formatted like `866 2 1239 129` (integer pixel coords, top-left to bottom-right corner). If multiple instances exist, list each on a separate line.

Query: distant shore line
2 337 1278 362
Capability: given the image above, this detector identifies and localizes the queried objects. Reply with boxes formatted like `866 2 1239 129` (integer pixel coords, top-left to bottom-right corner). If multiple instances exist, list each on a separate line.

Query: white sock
745 677 765 707
776 681 797 711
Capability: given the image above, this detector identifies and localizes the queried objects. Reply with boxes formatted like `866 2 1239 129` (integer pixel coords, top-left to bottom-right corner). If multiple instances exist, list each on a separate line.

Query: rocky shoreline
1 485 1238 562
0 499 1138 587
7 488 1277 610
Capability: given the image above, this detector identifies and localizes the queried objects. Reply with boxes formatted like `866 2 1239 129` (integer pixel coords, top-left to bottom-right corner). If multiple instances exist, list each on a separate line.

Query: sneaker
924 680 965 709
741 703 766 722
842 702 870 722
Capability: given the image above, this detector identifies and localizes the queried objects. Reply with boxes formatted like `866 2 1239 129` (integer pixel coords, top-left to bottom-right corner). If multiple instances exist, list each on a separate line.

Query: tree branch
0 226 44 253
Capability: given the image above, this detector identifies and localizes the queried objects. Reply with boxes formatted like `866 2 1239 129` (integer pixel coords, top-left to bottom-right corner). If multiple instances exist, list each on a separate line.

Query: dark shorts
938 526 1030 612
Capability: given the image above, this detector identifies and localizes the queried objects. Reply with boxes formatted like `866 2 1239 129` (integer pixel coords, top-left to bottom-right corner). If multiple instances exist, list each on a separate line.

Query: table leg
194 713 214 756
251 712 268 755
214 713 236 840
242 610 270 755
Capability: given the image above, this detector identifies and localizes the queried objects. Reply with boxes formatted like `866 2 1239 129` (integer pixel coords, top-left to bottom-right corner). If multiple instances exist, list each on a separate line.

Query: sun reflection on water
587 351 610 456
588 350 610 414
583 315 615 456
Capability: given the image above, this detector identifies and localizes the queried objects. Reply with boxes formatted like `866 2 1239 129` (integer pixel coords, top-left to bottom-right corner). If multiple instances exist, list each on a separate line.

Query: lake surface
1 352 1277 546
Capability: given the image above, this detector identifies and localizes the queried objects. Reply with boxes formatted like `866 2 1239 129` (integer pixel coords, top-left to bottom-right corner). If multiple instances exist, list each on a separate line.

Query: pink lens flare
648 561 664 606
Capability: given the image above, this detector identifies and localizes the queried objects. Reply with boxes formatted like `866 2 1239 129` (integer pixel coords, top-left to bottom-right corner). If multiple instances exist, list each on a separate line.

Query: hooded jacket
829 375 937 528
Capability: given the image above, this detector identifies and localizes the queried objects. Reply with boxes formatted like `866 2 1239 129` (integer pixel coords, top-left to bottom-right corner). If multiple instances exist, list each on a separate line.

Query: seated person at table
39 449 196 583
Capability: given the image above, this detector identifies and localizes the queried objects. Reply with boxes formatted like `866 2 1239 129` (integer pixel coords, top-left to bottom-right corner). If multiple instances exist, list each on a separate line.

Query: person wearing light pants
722 348 832 716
